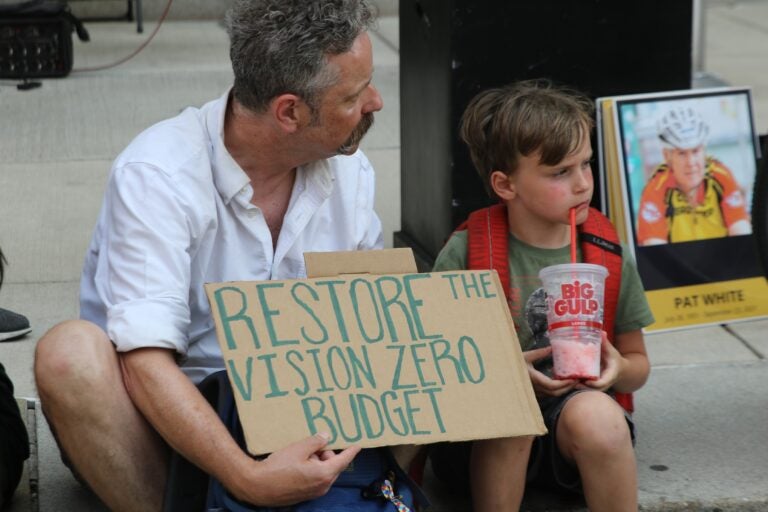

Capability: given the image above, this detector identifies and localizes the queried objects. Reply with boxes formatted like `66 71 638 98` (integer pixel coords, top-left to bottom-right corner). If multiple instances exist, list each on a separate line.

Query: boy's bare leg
556 392 637 512
35 320 169 512
470 435 533 511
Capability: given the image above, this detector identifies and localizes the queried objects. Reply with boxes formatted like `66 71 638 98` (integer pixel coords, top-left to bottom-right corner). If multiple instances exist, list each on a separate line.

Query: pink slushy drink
549 333 602 380
538 263 608 381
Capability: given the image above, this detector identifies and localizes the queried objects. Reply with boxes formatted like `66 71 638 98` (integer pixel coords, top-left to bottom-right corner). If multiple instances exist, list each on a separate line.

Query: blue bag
204 371 425 512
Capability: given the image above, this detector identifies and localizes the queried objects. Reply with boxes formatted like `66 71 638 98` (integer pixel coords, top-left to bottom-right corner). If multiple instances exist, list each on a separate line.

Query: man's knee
35 320 115 396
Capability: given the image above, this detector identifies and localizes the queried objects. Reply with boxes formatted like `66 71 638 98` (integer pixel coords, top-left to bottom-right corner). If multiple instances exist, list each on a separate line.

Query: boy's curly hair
460 79 594 198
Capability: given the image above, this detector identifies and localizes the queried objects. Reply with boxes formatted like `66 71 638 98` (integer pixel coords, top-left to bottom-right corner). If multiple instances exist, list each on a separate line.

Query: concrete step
10 398 37 512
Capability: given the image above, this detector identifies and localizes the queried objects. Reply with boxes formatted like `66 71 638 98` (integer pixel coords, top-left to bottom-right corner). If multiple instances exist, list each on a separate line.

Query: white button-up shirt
80 91 384 383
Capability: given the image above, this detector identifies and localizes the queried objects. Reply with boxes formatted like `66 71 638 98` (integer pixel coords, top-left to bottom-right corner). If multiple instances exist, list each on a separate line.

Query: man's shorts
428 389 636 495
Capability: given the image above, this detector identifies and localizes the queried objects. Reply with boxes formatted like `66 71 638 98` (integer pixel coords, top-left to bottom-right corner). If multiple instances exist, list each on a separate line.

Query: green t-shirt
432 230 655 351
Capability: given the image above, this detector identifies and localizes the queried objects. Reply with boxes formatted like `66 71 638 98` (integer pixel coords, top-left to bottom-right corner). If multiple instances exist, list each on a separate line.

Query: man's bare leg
35 320 169 512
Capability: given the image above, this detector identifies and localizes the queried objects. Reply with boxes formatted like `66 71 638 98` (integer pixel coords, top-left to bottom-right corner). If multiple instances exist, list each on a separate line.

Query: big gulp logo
553 281 599 316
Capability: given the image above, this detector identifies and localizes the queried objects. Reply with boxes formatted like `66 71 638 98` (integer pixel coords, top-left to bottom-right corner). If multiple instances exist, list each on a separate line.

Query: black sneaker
0 308 32 341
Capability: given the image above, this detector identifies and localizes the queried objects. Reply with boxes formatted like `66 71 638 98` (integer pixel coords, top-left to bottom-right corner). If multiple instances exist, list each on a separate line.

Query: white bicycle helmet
657 105 709 149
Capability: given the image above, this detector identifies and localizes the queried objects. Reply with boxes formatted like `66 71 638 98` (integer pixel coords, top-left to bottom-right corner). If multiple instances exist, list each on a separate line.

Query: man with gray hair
33 1 409 510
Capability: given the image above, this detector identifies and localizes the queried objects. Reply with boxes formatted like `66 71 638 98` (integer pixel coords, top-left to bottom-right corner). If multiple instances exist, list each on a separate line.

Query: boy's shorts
428 389 636 495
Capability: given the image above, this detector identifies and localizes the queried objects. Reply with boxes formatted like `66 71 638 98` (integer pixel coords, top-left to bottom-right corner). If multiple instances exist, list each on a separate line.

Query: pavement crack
722 324 765 359
651 359 766 370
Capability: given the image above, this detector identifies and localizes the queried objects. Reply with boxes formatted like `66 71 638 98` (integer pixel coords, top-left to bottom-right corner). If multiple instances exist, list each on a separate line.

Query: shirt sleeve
361 216 384 250
432 231 468 272
96 163 196 355
354 151 385 250
615 245 655 333
710 160 750 227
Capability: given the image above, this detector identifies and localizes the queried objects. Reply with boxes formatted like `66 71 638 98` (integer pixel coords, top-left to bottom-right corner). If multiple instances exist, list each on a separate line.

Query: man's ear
271 94 310 133
490 170 516 200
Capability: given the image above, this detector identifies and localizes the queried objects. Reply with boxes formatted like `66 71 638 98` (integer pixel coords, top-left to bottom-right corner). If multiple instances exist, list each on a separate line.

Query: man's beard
337 113 374 155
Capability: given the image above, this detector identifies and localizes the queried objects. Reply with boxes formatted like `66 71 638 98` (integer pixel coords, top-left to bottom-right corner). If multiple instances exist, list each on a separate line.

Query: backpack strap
579 208 633 412
707 170 725 203
578 207 622 339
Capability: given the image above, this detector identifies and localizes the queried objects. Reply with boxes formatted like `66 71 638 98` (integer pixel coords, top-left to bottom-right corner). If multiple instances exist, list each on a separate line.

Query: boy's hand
579 331 624 392
524 346 578 397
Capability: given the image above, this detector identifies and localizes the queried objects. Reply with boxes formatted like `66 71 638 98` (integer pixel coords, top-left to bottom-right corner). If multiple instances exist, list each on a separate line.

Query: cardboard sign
204 249 544 455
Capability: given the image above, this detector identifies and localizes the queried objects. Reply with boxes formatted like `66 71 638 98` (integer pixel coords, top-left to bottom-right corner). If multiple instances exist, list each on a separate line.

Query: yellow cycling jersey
638 157 749 245
664 176 728 242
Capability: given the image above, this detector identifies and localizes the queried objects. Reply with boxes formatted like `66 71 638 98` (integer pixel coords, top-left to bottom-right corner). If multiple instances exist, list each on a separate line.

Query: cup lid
538 263 609 280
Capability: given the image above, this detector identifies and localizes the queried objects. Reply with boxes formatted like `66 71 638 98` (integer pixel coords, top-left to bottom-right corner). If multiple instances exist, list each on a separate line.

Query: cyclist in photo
636 105 751 245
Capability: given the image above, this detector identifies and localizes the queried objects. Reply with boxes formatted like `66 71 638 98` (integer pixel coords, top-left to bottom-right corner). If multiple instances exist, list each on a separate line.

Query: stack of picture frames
596 87 768 332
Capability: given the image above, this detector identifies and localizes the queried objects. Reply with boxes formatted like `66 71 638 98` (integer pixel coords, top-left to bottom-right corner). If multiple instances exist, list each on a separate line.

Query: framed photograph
598 87 768 331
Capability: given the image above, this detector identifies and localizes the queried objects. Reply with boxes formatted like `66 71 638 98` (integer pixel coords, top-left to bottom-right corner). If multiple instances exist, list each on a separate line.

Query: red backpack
456 204 633 412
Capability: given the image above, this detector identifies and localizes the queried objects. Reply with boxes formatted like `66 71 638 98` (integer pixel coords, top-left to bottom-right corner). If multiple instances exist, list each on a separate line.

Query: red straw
569 209 579 339
569 208 577 263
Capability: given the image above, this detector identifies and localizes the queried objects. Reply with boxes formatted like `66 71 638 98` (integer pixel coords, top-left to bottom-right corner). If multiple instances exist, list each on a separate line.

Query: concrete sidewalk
1 2 767 511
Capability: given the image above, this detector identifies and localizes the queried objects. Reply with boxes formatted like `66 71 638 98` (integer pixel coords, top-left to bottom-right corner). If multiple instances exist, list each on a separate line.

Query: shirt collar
303 158 335 199
207 88 250 205
206 88 337 205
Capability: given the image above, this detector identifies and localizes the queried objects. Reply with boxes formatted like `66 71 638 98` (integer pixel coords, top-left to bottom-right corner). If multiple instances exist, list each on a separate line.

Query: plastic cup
538 263 608 380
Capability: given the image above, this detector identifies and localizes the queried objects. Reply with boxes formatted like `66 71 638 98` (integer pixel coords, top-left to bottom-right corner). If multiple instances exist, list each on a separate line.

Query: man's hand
231 433 361 506
524 346 578 398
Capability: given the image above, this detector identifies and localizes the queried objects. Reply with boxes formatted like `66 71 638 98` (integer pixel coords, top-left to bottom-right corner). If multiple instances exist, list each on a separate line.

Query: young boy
429 80 654 511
